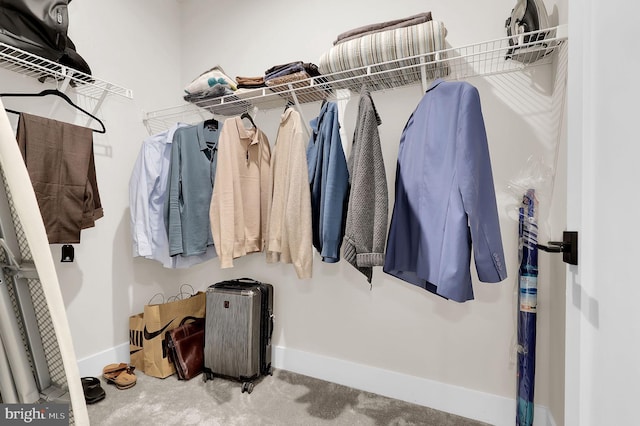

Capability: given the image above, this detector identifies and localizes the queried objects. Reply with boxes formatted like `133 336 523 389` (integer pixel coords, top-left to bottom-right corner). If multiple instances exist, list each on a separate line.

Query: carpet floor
85 369 489 426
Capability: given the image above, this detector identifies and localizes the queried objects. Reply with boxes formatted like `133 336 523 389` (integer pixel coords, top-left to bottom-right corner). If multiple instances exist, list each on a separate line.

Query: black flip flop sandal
81 377 106 404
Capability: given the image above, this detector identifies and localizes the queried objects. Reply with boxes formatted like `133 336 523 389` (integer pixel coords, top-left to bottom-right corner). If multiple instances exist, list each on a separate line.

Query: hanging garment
165 121 221 257
343 88 388 283
129 124 216 268
266 108 313 279
306 101 350 263
16 112 103 244
210 116 271 268
384 79 507 302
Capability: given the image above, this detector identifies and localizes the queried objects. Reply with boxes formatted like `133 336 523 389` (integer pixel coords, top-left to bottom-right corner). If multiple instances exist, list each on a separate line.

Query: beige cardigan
210 116 271 268
266 109 313 279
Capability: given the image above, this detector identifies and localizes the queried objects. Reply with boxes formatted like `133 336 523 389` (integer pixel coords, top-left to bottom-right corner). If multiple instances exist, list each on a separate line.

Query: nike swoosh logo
130 348 143 355
179 316 203 326
143 318 175 341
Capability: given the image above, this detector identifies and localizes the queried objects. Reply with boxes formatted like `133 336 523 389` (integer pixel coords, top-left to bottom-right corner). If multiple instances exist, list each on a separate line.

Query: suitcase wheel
241 382 254 394
203 372 213 383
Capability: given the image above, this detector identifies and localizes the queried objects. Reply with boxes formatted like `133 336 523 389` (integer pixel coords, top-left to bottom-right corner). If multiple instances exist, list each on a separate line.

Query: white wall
0 0 567 424
175 0 567 422
566 0 640 425
27 0 184 361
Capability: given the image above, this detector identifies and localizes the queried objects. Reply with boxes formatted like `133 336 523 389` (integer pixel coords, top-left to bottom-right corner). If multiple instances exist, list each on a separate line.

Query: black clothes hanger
0 88 106 134
203 117 218 130
283 99 295 113
240 111 256 128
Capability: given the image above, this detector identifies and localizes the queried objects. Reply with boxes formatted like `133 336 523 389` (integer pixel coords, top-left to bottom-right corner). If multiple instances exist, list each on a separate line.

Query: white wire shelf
0 41 133 100
144 25 567 135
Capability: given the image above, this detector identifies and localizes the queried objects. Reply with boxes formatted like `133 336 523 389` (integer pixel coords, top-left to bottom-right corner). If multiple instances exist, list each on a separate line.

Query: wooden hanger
0 89 106 134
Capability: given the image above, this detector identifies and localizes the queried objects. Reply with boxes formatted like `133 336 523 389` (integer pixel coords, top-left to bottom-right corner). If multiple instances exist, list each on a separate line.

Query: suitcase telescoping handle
233 277 260 285
211 278 261 291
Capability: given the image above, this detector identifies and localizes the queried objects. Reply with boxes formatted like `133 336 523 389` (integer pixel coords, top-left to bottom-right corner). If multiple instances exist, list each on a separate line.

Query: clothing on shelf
343 88 388 283
319 20 449 91
129 123 216 269
16 112 103 244
165 120 221 258
265 70 331 104
264 62 321 82
265 62 305 81
183 85 233 102
306 101 350 263
236 76 266 89
384 79 507 302
210 116 271 268
266 107 313 279
184 65 237 95
333 11 433 45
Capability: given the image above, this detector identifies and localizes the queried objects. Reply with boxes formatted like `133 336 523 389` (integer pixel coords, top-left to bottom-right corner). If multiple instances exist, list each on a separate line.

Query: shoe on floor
102 363 137 390
102 362 128 382
113 366 137 390
81 377 105 404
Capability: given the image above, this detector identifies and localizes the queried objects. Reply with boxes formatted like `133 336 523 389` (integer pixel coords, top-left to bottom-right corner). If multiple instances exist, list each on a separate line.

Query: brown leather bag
165 318 205 380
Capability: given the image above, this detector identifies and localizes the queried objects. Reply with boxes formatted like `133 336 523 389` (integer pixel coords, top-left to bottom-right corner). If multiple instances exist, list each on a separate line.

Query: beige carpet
86 369 489 426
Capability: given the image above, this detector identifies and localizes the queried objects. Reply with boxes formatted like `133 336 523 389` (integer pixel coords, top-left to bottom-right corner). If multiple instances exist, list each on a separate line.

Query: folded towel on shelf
184 65 237 94
319 20 449 91
333 11 433 45
238 83 267 89
236 76 267 89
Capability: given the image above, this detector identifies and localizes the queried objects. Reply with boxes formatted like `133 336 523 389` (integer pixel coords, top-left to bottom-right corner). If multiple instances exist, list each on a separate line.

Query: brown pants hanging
16 113 103 244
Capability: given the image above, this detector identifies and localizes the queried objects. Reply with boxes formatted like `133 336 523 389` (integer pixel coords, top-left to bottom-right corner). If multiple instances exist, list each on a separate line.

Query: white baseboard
77 343 557 426
274 345 557 426
76 342 129 378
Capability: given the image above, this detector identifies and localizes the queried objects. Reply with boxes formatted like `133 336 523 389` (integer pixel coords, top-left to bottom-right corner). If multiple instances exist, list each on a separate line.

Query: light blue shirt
129 123 216 268
165 121 221 257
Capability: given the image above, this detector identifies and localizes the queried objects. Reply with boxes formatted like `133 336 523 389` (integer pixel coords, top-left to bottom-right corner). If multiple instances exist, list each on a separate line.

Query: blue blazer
384 79 507 302
307 101 350 263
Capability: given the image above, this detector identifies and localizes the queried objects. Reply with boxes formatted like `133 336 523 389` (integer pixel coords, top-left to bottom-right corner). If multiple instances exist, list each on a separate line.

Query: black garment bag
0 0 92 76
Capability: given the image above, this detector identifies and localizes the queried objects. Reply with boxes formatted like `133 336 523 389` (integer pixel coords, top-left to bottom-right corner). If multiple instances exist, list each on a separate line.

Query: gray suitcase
203 278 273 393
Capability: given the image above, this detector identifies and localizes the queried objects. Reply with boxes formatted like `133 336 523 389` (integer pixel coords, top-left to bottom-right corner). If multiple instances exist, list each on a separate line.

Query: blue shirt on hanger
307 101 350 263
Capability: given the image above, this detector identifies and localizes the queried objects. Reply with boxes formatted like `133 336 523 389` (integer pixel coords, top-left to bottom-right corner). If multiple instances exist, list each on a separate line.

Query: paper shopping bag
142 291 206 378
128 312 145 373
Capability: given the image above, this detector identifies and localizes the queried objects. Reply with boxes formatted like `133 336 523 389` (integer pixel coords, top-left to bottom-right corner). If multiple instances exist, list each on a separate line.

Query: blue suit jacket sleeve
320 109 349 262
457 86 507 282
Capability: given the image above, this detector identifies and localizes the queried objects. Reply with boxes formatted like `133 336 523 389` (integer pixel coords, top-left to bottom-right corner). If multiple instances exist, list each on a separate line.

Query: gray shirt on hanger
165 120 221 257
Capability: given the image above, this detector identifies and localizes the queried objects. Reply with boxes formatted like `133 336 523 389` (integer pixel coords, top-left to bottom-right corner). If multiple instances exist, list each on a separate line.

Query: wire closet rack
0 41 133 101
143 25 567 135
